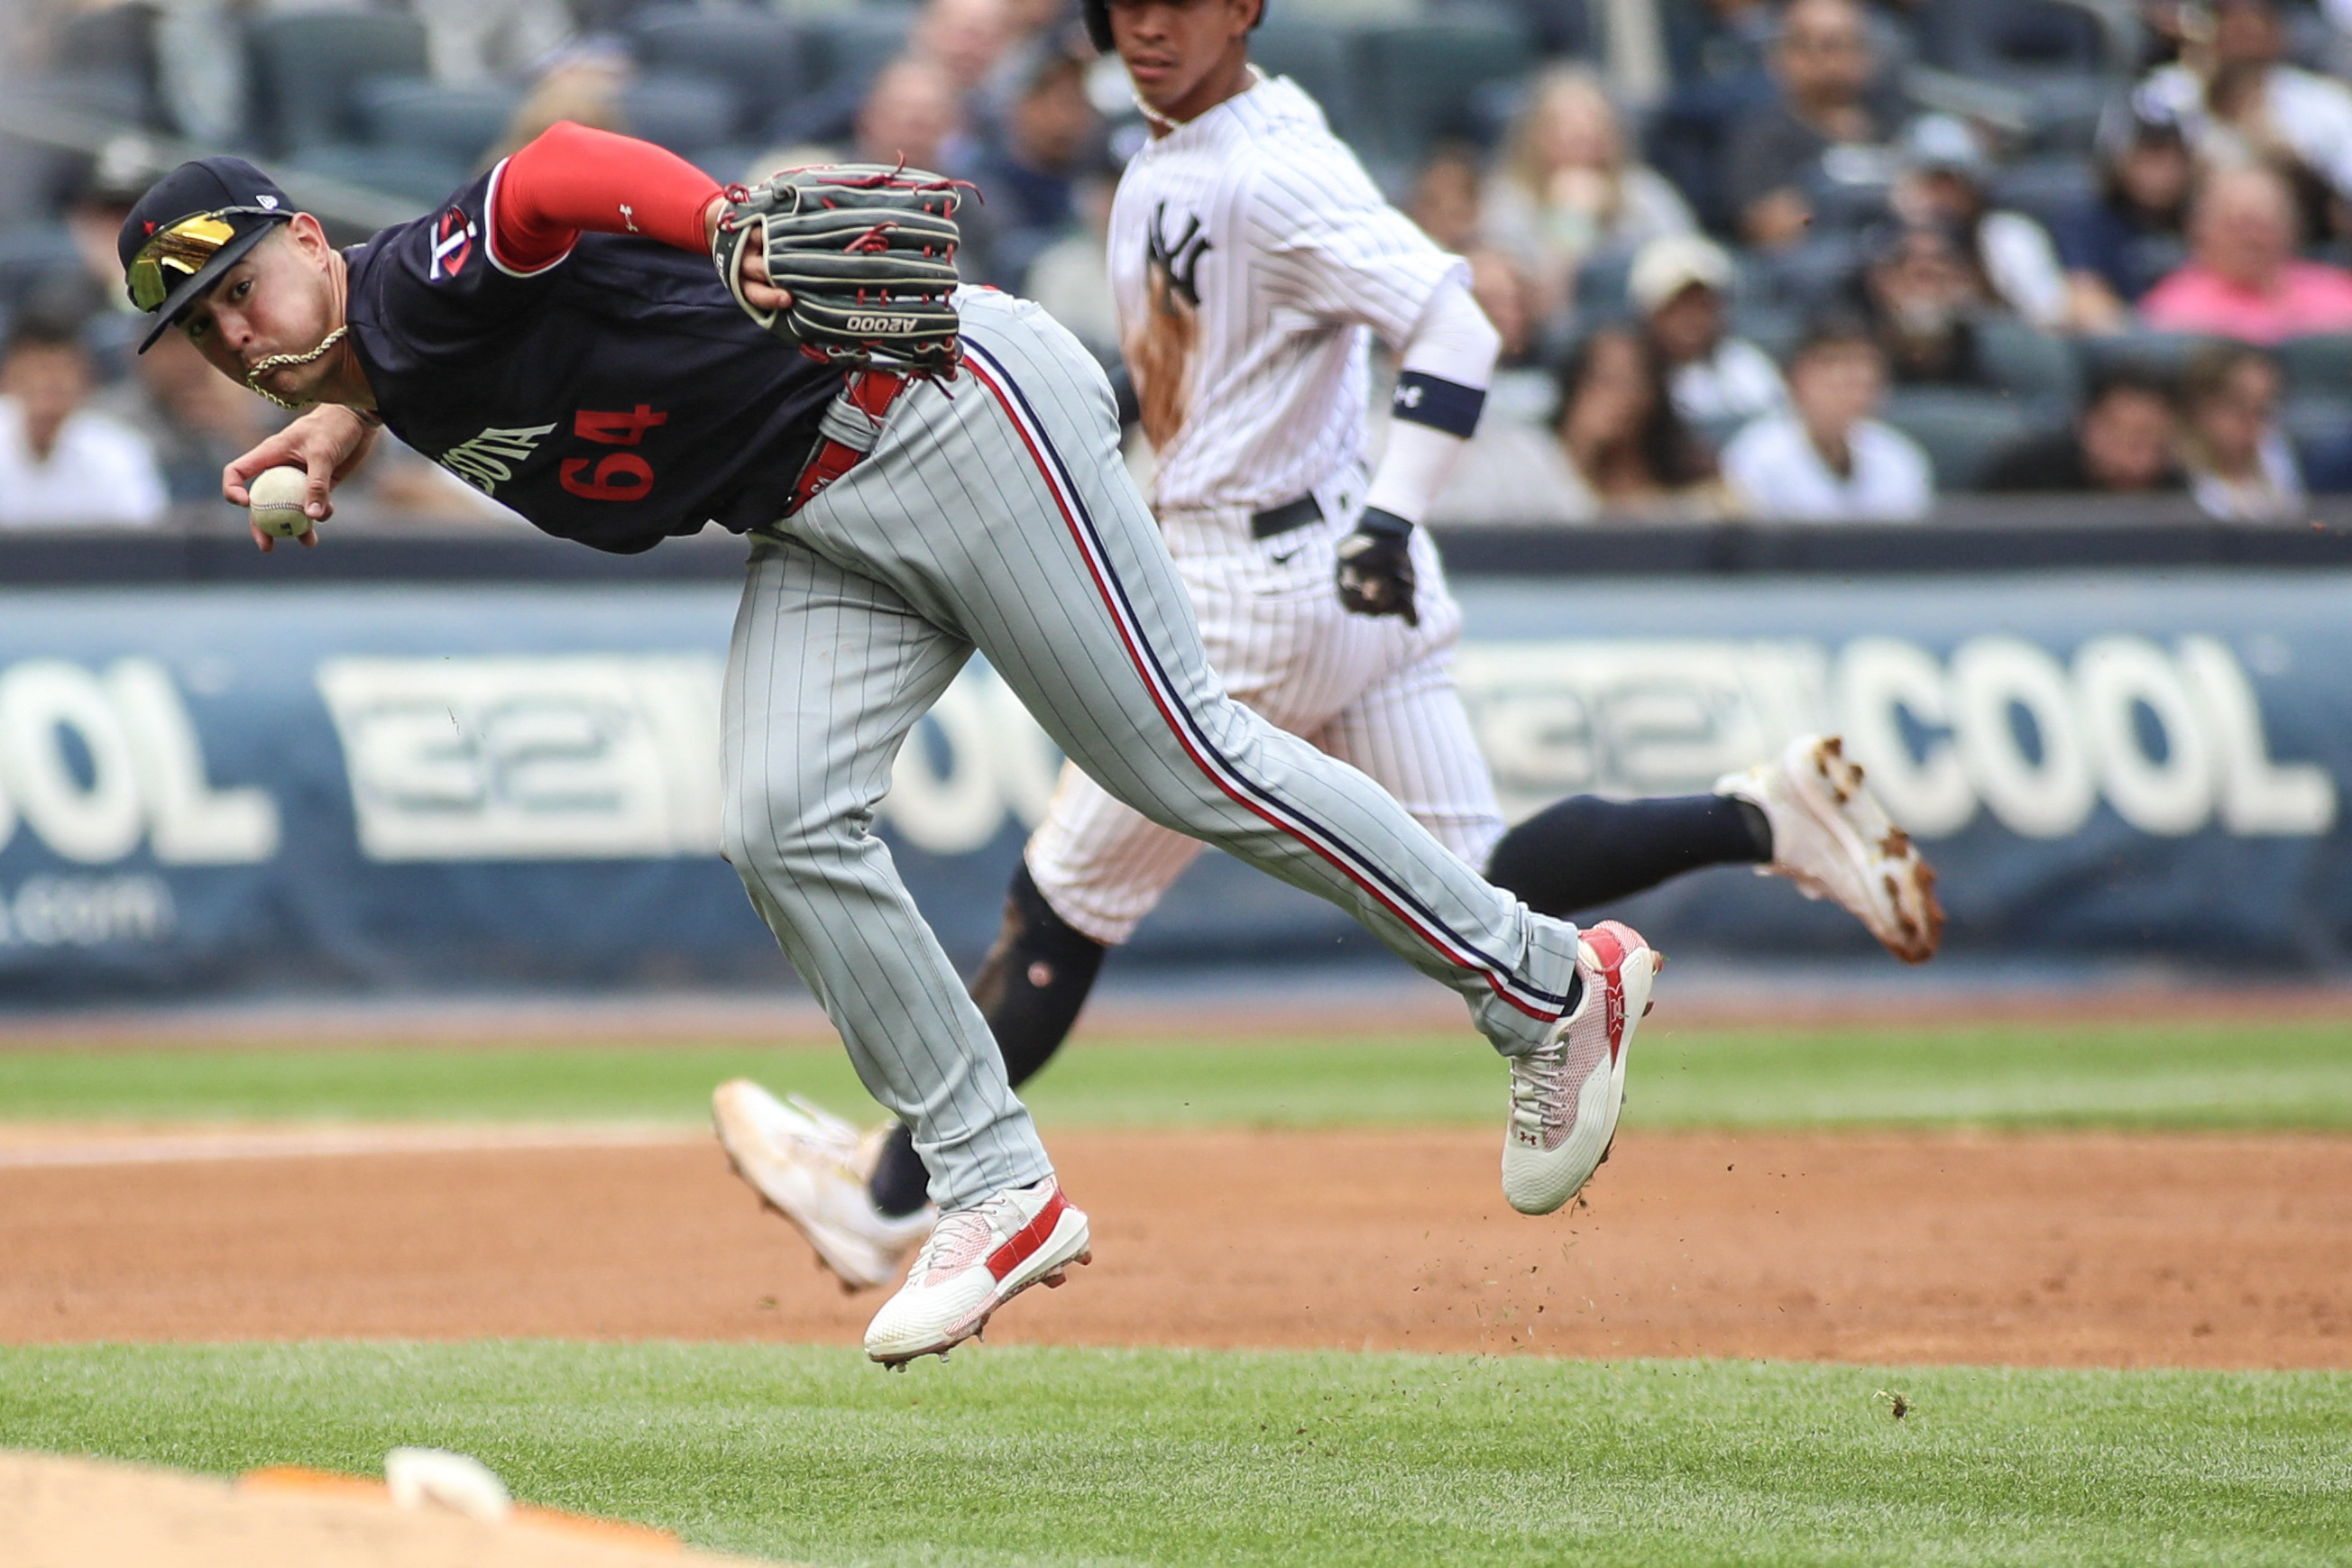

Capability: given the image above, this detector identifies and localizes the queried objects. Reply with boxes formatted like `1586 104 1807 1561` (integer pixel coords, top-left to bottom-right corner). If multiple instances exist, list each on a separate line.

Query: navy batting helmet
1084 0 1268 55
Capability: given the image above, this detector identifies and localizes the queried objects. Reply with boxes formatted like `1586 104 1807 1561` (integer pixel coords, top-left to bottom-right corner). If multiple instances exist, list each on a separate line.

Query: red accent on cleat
986 1187 1070 1281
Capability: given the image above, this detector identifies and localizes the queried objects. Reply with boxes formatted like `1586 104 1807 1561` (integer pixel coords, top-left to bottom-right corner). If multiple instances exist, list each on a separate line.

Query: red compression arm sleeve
490 121 723 271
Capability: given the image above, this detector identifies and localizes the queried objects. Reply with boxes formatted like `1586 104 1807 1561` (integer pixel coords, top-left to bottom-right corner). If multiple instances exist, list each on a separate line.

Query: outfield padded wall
0 569 2344 1000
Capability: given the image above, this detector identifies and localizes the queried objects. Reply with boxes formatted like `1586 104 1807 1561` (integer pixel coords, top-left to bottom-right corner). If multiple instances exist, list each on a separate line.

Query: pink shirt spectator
2139 259 2352 344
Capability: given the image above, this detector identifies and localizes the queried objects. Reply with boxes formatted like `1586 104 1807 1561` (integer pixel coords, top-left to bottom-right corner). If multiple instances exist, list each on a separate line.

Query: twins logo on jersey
1130 205 1212 451
429 207 477 281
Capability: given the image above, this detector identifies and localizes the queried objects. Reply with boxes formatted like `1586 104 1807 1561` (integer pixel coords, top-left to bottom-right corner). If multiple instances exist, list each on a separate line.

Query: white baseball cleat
1501 919 1660 1216
1715 734 1945 965
862 1176 1091 1366
712 1078 934 1293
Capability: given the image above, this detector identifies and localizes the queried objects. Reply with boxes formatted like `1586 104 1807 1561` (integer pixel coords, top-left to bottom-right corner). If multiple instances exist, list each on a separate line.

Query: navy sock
1485 794 1771 920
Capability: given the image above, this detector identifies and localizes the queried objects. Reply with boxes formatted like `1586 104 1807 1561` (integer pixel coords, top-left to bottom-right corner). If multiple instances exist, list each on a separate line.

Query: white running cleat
1715 734 1945 965
862 1176 1091 1366
1501 919 1660 1216
712 1079 934 1292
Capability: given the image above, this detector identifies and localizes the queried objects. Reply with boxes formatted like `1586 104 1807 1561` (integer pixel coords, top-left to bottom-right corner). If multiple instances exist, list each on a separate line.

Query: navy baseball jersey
343 170 838 554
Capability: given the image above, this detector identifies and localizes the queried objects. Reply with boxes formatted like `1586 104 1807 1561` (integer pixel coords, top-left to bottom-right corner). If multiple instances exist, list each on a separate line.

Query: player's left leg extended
787 290 1594 1064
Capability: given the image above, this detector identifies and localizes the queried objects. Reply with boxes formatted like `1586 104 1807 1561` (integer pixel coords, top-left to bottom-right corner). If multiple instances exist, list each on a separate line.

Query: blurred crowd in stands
5 0 2352 528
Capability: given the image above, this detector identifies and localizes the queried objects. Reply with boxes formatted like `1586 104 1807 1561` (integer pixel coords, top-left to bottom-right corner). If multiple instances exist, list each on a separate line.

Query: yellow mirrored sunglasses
127 207 281 314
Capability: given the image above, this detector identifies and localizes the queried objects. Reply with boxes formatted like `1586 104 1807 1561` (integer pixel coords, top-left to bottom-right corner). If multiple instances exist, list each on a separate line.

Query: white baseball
248 465 315 538
385 1446 511 1522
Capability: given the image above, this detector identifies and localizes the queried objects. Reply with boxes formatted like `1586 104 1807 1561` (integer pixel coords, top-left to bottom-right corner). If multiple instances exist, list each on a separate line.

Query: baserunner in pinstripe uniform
715 0 1941 1306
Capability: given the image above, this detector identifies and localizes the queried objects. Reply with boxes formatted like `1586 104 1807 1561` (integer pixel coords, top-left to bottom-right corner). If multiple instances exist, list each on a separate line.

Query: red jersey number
559 405 666 501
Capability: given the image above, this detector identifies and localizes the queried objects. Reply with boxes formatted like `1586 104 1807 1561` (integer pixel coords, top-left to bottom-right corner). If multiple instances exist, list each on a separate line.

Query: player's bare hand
1335 513 1420 628
704 196 794 315
223 405 379 551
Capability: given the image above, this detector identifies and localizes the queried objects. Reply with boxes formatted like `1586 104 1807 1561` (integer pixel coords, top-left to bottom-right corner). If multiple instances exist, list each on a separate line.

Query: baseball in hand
248 465 314 538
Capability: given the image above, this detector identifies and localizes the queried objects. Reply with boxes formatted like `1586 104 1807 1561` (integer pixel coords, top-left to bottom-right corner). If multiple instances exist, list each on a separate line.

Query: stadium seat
286 143 469 208
1727 302 1803 364
1919 0 2109 77
804 5 918 102
1252 18 1362 149
1975 316 2081 412
50 5 164 130
1746 234 1866 310
1989 153 2098 228
1575 252 1635 318
2078 330 2210 382
2280 394 2352 456
245 11 430 153
626 6 806 142
1486 0 1594 60
620 72 738 158
1916 0 2118 151
1880 387 2035 491
0 227 87 322
2273 334 2352 399
1353 13 1535 168
354 78 519 171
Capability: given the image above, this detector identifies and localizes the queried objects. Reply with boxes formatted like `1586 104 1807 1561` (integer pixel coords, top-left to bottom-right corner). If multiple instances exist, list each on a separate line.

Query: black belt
1250 494 1323 540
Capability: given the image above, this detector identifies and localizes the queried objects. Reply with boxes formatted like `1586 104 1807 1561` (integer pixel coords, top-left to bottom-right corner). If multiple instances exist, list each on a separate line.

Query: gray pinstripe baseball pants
721 289 1583 1211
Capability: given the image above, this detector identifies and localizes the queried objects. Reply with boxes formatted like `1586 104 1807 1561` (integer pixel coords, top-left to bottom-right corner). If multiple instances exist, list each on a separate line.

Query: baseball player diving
124 104 1664 1362
716 0 1944 1297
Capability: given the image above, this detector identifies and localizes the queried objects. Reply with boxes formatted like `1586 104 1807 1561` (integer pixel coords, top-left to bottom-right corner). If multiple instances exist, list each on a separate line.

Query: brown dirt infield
0 1450 767 1568
4 1128 2347 1368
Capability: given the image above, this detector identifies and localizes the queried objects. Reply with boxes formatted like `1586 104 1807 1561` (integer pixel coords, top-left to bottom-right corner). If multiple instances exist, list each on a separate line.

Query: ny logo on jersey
429 206 478 280
437 422 557 495
1144 205 1211 310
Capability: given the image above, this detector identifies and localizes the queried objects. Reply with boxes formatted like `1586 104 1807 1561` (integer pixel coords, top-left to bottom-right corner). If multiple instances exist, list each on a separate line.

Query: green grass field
3 1017 2348 1132
5 1343 2348 1566
5 1014 2348 1564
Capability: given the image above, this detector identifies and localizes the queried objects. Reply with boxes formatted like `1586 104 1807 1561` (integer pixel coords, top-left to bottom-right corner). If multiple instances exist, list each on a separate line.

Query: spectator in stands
0 316 165 527
1483 67 1696 321
1662 0 1778 87
1629 233 1788 427
1859 221 1998 389
412 0 573 87
2140 164 2352 343
2054 100 2194 334
1025 176 1119 365
917 0 1013 133
488 43 630 164
855 56 1003 283
979 0 1089 127
1463 247 1557 424
1724 0 1896 251
1408 143 1485 258
1411 277 1590 527
963 50 1101 289
858 57 964 183
96 328 278 506
1723 317 1933 520
2176 340 2306 520
2141 0 2352 234
1891 115 2069 332
1649 0 1785 232
1983 364 2184 492
1549 325 1728 520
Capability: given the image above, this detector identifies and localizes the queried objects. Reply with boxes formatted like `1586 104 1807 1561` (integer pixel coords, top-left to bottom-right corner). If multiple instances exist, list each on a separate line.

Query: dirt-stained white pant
721 289 1579 1211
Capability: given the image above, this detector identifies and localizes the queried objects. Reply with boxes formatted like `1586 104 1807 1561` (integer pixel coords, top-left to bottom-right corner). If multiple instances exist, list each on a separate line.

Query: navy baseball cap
117 156 295 353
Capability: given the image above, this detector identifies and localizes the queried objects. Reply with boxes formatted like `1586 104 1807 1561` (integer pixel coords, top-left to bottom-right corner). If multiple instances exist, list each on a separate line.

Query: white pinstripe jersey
1109 75 1463 524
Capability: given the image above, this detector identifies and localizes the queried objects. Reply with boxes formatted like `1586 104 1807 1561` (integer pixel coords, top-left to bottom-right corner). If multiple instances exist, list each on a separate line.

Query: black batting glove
1335 507 1419 627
